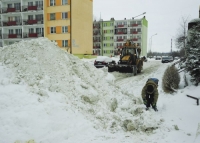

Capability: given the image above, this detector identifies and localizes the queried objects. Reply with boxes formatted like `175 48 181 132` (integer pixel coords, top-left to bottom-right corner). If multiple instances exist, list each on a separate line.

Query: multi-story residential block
0 0 93 56
93 20 101 55
93 17 148 57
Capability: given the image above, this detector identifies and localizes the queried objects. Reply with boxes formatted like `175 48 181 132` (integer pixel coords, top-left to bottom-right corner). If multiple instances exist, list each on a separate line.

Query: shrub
162 65 180 93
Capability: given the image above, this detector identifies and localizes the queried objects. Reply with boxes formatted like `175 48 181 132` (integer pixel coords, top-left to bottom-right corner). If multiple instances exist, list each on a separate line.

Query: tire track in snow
114 61 162 86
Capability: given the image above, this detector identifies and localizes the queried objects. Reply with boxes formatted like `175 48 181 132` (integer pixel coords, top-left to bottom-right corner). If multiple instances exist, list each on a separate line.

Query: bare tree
175 16 190 56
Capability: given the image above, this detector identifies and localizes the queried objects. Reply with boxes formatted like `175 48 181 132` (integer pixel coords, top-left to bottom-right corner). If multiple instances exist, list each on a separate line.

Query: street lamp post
132 12 146 19
149 33 157 57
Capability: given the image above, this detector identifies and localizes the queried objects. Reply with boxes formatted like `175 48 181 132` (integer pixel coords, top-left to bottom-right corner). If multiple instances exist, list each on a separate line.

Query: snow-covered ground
0 38 199 143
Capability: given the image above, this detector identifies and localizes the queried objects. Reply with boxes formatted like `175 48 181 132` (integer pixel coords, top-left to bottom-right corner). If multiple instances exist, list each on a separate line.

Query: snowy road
113 60 163 86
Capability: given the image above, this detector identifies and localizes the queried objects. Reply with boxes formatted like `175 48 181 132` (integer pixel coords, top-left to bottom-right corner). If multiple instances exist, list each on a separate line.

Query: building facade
93 17 148 57
0 0 93 56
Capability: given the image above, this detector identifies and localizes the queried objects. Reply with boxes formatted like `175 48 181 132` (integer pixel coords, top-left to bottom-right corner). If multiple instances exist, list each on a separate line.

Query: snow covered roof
189 18 200 23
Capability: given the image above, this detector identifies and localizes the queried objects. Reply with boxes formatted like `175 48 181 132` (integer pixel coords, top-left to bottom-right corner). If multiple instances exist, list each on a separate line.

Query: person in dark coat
141 78 159 111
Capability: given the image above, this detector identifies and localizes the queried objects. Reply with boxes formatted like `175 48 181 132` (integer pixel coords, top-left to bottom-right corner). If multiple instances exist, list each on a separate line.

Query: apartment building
93 17 148 57
0 0 93 56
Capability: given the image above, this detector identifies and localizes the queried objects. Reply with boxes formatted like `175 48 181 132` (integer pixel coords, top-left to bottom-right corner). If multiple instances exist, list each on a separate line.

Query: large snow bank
0 38 163 141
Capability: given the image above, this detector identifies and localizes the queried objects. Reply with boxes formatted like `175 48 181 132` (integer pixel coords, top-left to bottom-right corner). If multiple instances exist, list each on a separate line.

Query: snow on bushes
162 65 180 93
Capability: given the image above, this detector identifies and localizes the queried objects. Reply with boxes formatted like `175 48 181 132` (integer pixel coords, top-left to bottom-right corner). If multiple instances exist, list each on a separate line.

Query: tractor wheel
137 68 141 73
137 62 142 73
133 65 137 76
108 67 112 72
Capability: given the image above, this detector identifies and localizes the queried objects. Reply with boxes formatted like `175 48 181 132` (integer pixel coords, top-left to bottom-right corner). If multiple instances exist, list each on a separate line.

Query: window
137 28 141 32
36 1 43 7
62 12 67 19
117 22 122 25
14 3 21 10
36 14 43 21
28 15 33 20
50 0 55 6
50 13 55 20
62 26 68 33
8 17 14 21
62 40 68 47
137 21 141 25
9 42 14 45
36 28 43 34
9 29 13 34
15 16 21 23
28 2 33 6
15 29 22 34
50 27 56 33
29 28 34 33
8 4 12 8
62 0 68 5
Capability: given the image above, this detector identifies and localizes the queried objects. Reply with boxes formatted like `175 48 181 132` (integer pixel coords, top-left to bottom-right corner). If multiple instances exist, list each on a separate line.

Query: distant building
93 17 148 57
0 0 93 56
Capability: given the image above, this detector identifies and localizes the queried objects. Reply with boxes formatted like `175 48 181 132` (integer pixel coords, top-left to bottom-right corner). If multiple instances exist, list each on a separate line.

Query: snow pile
0 38 162 133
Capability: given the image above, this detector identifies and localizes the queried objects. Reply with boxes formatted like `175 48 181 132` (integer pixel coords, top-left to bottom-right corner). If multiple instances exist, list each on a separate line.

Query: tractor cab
119 40 141 65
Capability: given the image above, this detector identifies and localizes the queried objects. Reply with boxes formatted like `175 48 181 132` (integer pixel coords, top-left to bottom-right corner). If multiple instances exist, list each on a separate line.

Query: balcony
93 32 100 35
130 31 138 34
132 24 138 27
3 34 22 39
2 20 22 26
23 19 43 25
132 38 138 41
117 25 124 27
117 39 124 42
93 25 100 29
2 7 21 13
23 33 44 38
93 39 101 42
93 46 101 49
22 5 43 12
116 31 127 35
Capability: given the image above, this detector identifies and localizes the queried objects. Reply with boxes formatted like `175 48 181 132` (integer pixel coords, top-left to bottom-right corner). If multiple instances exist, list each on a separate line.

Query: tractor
108 40 146 75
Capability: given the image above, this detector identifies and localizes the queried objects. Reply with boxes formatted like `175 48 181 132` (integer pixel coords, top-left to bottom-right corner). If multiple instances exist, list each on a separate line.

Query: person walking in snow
141 78 159 111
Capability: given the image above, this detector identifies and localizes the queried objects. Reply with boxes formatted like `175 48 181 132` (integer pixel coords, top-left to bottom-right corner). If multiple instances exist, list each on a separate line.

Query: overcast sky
93 0 200 53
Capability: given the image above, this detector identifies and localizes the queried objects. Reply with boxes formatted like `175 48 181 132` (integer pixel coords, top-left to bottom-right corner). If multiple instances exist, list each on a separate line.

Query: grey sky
93 0 200 53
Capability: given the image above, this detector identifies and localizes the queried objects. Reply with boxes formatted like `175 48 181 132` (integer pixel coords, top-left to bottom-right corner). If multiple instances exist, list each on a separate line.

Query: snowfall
0 38 200 143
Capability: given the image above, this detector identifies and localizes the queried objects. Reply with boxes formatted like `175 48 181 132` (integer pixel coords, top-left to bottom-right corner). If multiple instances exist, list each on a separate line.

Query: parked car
161 56 173 63
174 57 180 60
94 56 116 68
155 56 161 60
